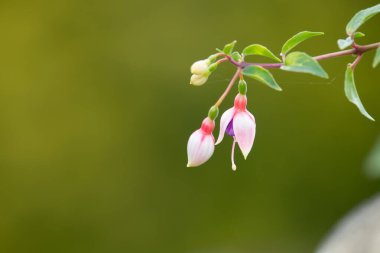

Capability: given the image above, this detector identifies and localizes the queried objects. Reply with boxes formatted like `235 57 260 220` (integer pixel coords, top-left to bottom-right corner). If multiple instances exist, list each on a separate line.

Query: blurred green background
0 0 379 252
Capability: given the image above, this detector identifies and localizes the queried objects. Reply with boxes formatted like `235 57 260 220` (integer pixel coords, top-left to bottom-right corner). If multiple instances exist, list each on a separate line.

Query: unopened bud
190 74 208 86
191 60 210 75
238 80 247 95
208 106 219 120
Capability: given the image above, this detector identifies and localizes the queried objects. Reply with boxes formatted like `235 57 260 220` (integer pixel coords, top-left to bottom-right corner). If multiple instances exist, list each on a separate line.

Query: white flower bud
190 59 210 75
190 74 208 86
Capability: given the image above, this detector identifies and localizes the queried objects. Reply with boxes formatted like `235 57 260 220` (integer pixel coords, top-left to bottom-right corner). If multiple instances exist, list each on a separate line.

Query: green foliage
344 64 374 121
346 4 380 35
243 44 281 62
364 136 380 178
373 47 380 68
281 31 324 55
231 51 243 62
243 65 282 91
337 37 353 50
198 4 380 123
354 32 365 38
281 52 329 79
223 40 237 55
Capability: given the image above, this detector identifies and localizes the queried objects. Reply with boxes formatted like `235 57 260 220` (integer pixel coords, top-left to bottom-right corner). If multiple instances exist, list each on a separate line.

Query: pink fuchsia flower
216 94 256 170
187 117 215 167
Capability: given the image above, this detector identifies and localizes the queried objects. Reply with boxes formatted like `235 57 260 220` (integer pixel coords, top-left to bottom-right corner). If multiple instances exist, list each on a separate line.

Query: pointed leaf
346 4 380 35
281 31 324 55
281 52 329 79
337 37 353 50
373 47 380 68
344 64 374 121
223 40 237 55
243 44 281 62
354 32 365 38
242 66 282 91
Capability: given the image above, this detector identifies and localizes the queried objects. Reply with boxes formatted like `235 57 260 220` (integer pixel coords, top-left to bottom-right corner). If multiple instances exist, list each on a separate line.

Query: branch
225 42 380 69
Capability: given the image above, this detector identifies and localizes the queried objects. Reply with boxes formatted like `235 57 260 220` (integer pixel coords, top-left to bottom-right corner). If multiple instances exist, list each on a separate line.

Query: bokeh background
0 0 379 252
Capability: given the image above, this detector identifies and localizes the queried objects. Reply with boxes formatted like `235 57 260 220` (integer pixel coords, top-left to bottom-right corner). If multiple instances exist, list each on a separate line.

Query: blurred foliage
0 0 379 253
364 135 380 178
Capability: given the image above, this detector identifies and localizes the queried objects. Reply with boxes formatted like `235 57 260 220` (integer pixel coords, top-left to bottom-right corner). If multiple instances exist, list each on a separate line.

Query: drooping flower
187 117 215 167
216 93 256 170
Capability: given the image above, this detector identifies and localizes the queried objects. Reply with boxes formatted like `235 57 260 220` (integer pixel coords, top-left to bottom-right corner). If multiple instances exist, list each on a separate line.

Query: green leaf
223 40 237 55
231 51 242 62
242 44 281 62
354 32 365 38
373 47 380 68
242 66 282 91
344 64 374 121
346 4 380 35
281 31 324 55
337 37 353 50
281 52 329 79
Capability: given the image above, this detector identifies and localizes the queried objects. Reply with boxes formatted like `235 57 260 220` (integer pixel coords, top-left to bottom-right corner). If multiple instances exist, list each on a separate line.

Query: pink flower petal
187 130 215 167
233 111 256 159
246 110 256 122
215 108 235 145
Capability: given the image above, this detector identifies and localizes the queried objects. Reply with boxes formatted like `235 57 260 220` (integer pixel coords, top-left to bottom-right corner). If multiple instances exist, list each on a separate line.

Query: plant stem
214 69 241 108
216 58 228 64
227 41 380 69
351 53 363 70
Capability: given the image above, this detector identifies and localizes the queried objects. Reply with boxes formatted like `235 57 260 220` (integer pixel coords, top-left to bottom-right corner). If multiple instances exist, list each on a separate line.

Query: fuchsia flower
216 93 256 170
187 117 215 167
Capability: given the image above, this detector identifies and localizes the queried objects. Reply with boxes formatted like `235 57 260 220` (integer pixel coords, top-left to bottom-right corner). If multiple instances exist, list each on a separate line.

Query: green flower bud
208 63 218 73
207 54 219 63
208 106 219 120
238 80 247 95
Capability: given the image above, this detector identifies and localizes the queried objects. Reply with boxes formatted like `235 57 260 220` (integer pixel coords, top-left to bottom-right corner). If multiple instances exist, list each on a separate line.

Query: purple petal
226 120 235 136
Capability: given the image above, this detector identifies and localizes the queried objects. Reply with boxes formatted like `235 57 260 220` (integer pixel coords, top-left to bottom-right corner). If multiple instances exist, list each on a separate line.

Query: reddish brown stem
214 69 241 108
226 42 380 69
351 53 363 70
